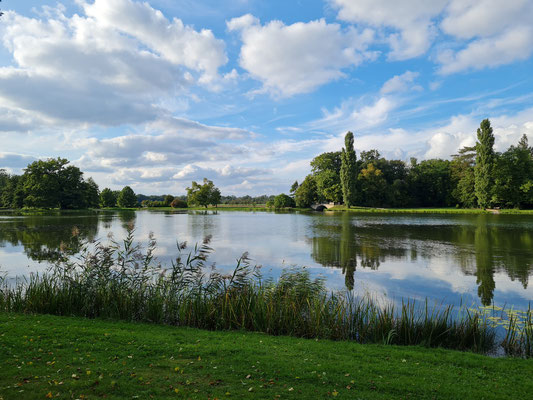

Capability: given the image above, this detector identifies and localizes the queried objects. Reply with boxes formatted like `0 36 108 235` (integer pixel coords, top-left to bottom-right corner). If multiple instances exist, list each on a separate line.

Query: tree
186 178 221 208
22 158 87 209
273 193 295 208
294 175 318 208
492 135 533 208
117 186 137 208
0 0 4 18
357 163 387 206
474 119 495 208
100 188 117 208
83 177 100 208
311 152 342 202
408 159 453 207
164 195 175 206
451 146 476 208
290 181 299 197
170 198 187 208
340 132 357 207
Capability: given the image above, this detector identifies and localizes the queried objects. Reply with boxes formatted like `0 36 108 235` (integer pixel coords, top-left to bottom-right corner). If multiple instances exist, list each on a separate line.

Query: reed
1 227 529 357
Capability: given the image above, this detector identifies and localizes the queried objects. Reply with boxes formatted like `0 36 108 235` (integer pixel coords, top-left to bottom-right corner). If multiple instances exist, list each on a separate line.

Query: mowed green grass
1 314 532 399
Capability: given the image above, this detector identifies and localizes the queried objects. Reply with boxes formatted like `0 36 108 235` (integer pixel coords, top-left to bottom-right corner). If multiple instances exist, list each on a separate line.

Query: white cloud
0 1 228 128
330 0 447 60
438 0 533 73
331 0 533 73
380 71 420 94
227 15 376 97
438 26 533 75
82 0 227 85
312 95 397 134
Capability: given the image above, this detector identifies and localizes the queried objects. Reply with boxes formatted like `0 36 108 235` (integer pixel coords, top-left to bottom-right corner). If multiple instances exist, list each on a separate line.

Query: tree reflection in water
310 213 533 305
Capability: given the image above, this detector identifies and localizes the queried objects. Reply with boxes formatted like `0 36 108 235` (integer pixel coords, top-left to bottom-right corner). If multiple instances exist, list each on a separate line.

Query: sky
1 0 533 196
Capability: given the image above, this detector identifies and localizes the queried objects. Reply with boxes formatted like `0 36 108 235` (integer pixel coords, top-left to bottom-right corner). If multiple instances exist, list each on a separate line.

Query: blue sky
1 0 533 195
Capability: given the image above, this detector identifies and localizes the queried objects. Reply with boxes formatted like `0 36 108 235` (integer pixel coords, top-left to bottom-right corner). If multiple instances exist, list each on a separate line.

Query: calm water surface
1 210 532 308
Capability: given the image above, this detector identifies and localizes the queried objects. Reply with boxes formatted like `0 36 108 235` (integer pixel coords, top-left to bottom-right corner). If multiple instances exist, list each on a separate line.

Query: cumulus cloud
228 15 376 97
438 26 533 75
0 0 228 127
330 0 447 59
381 71 420 94
331 0 533 73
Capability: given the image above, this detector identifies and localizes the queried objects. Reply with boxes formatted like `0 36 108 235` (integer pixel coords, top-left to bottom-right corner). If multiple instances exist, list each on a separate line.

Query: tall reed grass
1 226 530 357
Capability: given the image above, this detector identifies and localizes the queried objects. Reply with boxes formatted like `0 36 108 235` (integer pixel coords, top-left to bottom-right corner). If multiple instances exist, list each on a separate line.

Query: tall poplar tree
340 131 357 207
474 119 495 208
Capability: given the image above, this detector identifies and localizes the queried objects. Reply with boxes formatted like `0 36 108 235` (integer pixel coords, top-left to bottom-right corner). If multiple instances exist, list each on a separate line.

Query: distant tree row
285 119 533 209
0 158 139 209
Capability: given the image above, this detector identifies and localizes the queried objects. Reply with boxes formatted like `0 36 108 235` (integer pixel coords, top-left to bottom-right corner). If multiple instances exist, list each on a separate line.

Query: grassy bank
2 229 532 358
326 206 533 215
1 313 533 400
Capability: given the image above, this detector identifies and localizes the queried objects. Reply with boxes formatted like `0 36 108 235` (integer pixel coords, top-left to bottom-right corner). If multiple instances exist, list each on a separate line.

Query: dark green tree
84 177 100 208
357 163 387 206
474 119 495 208
273 193 295 208
311 151 342 202
164 195 175 206
23 158 86 209
100 188 117 208
451 146 476 208
289 180 299 197
117 186 137 208
340 132 357 207
186 178 220 208
294 175 318 208
492 135 533 208
407 159 453 207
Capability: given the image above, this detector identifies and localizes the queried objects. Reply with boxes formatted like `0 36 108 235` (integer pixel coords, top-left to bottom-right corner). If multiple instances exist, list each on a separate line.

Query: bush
274 193 295 208
170 198 188 208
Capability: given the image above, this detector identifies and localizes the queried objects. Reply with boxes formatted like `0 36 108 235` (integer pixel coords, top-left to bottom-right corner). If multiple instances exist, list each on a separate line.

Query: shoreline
2 206 533 215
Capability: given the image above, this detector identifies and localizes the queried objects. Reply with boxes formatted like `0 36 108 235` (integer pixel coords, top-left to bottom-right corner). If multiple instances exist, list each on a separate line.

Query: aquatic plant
0 227 530 357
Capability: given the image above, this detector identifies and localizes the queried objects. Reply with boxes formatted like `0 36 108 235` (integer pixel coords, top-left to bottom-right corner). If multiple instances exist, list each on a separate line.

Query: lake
1 210 532 309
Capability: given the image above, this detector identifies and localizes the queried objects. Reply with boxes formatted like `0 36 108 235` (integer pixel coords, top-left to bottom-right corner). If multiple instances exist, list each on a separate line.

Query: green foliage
99 188 117 208
117 186 137 208
451 146 477 208
340 132 358 207
170 198 188 208
84 177 100 208
164 194 174 206
186 178 221 208
294 175 318 207
22 158 91 209
289 180 299 196
475 119 496 208
492 135 533 208
273 193 295 208
357 163 387 206
408 159 454 207
311 151 343 202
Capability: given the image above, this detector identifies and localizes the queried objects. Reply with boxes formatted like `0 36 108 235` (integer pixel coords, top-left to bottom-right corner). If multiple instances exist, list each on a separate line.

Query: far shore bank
2 206 533 215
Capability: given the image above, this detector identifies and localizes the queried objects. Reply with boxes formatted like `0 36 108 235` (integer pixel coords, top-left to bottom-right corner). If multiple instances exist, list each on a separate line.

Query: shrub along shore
2 313 533 400
1 229 532 359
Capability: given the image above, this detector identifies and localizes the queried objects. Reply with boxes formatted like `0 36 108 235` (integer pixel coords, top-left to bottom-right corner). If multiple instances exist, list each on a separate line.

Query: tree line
0 158 138 209
0 159 225 210
288 119 533 209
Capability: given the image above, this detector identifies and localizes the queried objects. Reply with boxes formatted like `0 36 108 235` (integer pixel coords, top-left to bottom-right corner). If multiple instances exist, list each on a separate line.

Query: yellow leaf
174 388 179 393
332 390 338 397
46 392 53 398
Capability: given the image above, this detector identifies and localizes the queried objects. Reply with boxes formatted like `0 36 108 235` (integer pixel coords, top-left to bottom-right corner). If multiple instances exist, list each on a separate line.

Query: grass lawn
327 206 533 215
1 313 532 399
